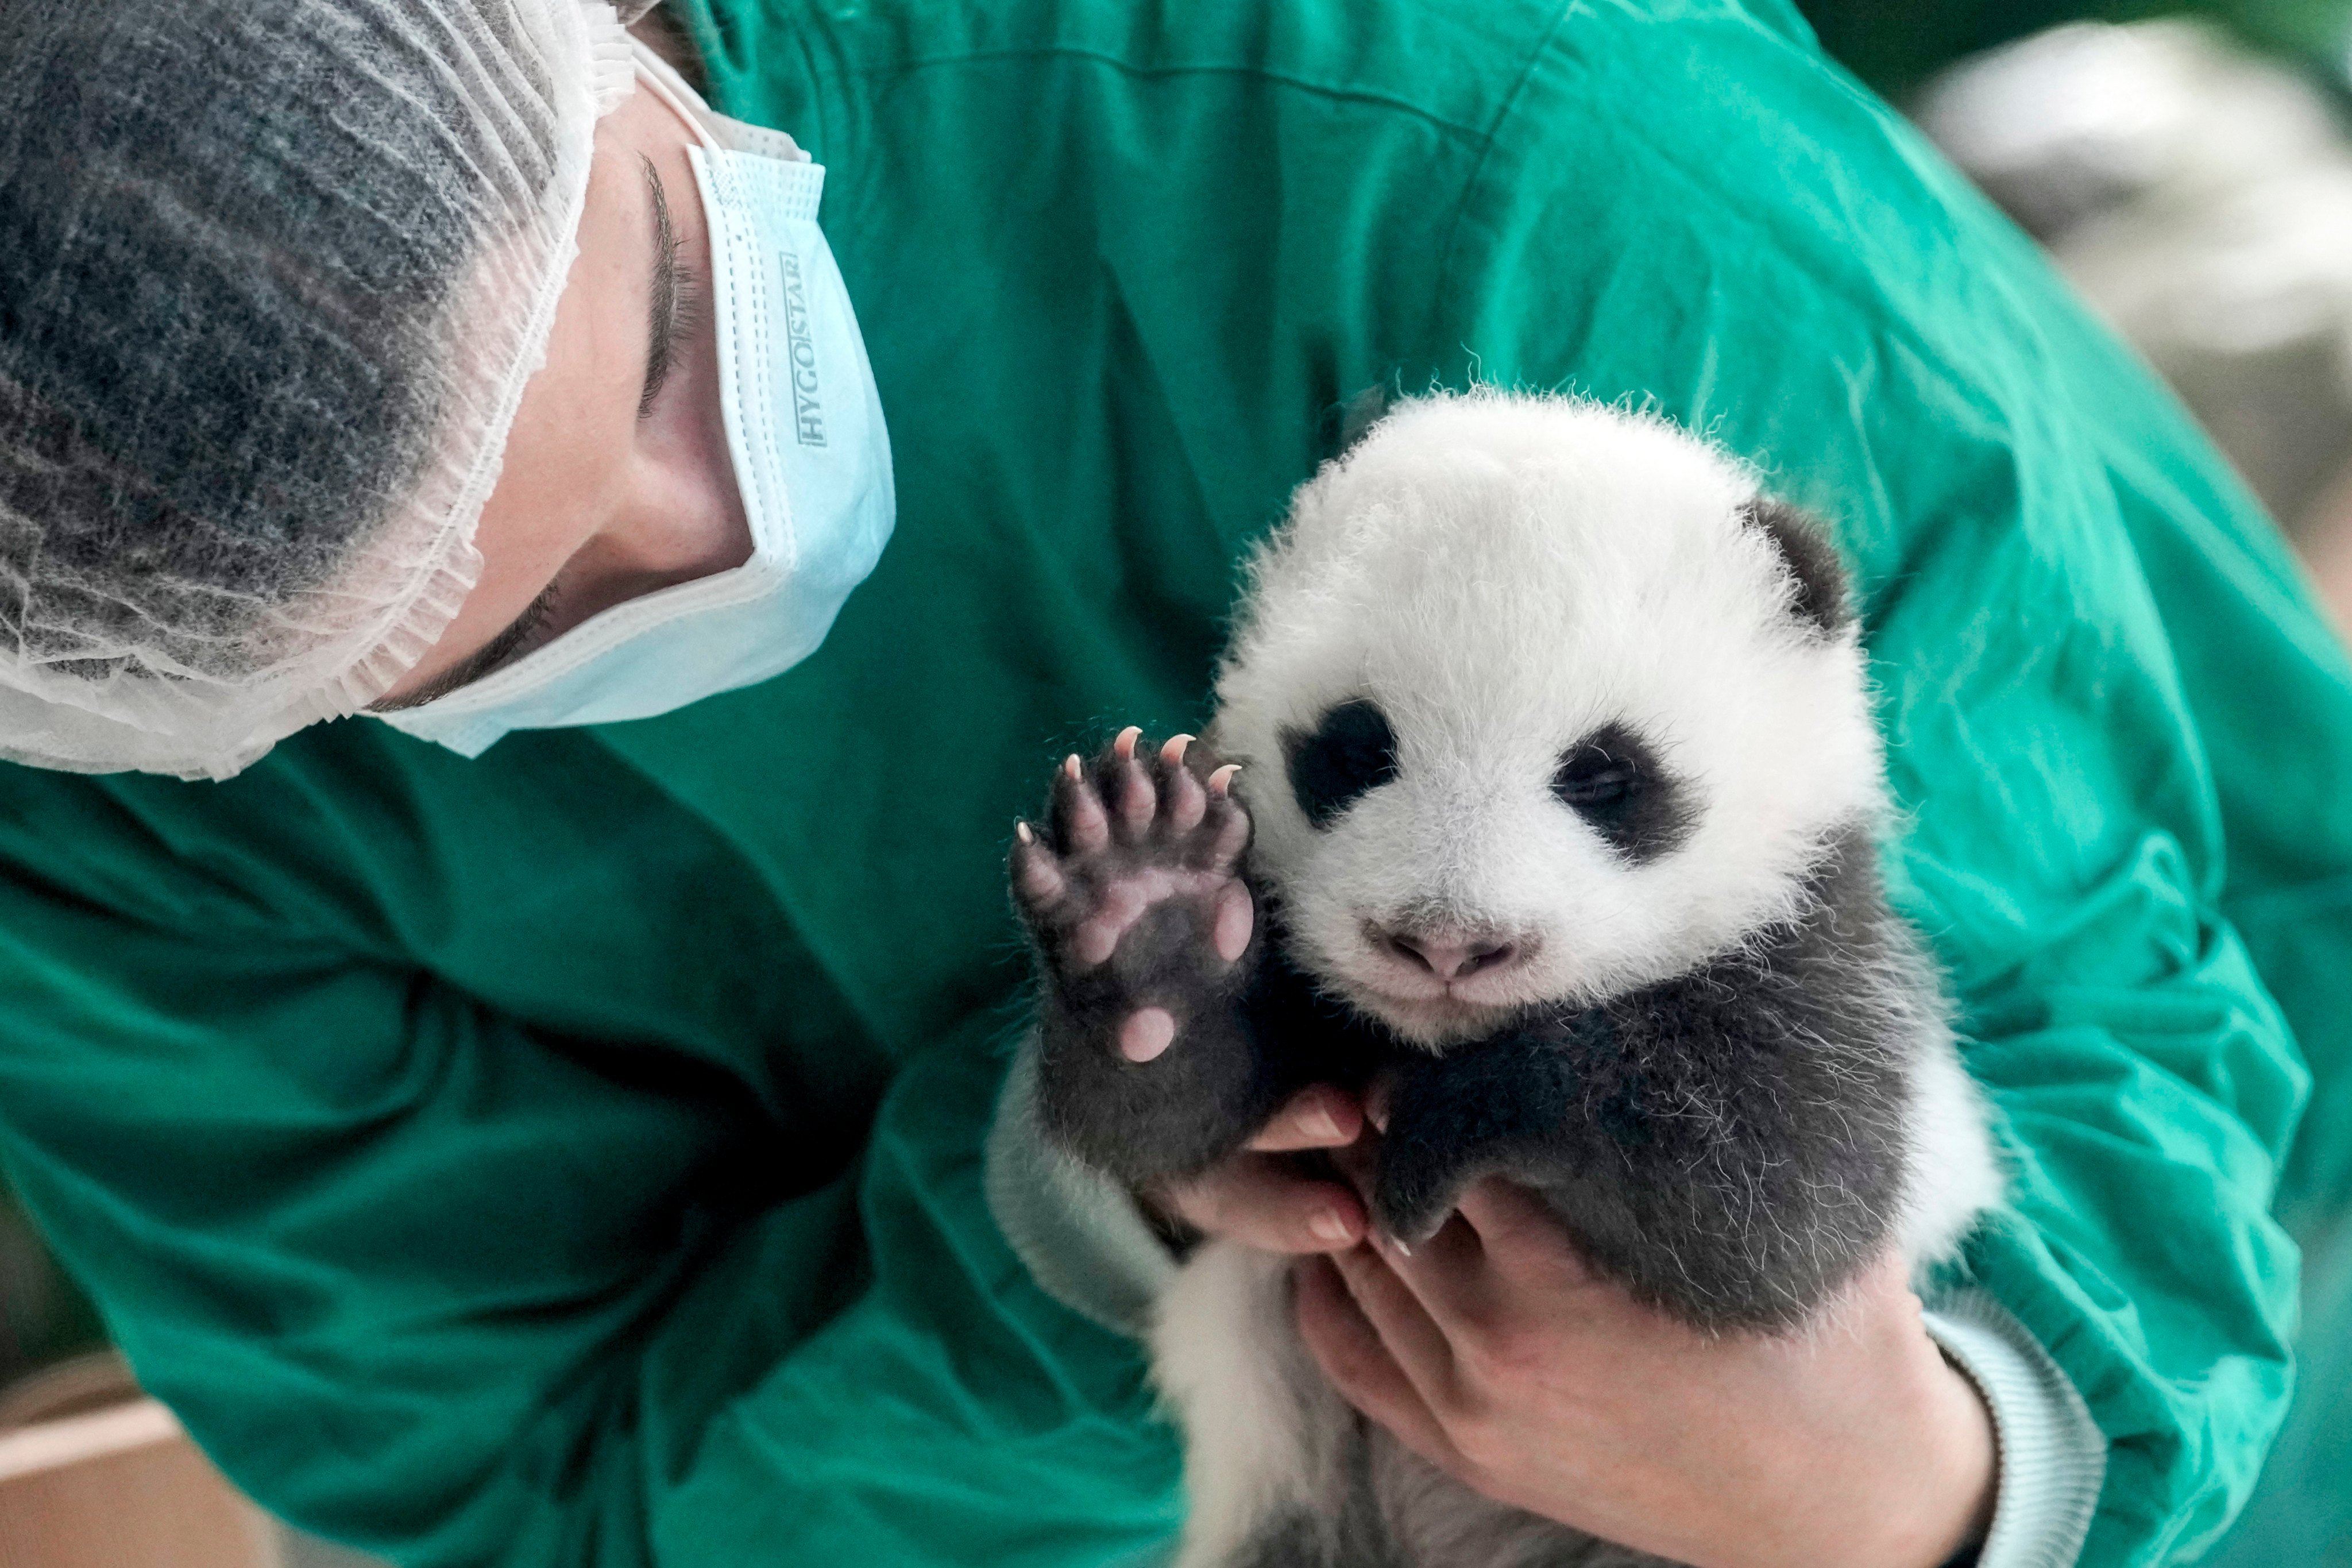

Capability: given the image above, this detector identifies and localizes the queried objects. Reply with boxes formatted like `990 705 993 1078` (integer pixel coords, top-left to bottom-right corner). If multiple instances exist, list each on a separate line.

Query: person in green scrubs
1 0 2345 1563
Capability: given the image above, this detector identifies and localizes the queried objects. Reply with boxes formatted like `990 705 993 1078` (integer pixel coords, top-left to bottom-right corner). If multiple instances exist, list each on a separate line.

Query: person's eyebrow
368 578 562 712
638 155 687 419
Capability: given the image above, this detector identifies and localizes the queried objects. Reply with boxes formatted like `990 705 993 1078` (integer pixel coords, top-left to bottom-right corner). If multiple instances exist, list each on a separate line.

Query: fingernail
1309 1208 1353 1245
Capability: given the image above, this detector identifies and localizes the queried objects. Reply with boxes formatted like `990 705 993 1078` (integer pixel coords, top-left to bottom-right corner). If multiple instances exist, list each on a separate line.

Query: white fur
1152 1244 1336 1568
1897 1023 2006 1270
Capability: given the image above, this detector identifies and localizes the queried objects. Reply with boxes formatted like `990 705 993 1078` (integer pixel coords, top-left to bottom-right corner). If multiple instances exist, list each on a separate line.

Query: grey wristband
1922 1288 2107 1568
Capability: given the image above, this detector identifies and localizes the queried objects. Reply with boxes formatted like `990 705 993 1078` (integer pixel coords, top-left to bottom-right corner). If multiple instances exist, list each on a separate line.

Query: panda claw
1114 725 1142 762
1160 733 1195 767
1207 763 1241 797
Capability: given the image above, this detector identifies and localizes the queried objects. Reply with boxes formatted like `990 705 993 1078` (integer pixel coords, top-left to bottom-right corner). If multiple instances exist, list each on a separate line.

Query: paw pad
1010 730 1257 1060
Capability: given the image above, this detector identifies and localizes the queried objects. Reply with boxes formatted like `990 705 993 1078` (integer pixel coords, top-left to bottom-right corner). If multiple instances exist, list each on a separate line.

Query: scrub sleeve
0 1 2338 1565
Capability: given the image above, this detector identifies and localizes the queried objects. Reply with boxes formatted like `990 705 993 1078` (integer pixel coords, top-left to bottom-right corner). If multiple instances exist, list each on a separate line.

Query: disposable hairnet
0 0 641 778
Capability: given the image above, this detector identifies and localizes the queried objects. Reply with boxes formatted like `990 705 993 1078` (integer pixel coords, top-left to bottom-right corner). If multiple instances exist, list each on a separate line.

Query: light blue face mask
377 84 894 759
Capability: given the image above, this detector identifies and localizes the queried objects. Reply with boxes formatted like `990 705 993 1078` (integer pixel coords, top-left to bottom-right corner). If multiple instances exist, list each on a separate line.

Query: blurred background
1851 0 2352 638
6 0 2352 1561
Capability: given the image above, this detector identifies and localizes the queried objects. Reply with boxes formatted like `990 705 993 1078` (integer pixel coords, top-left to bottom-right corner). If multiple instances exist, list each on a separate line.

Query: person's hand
1294 1178 1996 1568
1142 1086 1370 1253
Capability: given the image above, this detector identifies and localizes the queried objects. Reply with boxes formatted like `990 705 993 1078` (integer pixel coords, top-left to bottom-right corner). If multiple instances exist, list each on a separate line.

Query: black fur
1550 723 1696 864
1243 1437 1408 1568
1321 383 1397 462
1739 498 1852 635
1286 700 1402 829
1031 888 1283 1181
1035 929 1384 1184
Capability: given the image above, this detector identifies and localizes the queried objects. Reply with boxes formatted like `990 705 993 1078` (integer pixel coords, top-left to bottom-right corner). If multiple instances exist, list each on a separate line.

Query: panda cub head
1208 392 1883 1048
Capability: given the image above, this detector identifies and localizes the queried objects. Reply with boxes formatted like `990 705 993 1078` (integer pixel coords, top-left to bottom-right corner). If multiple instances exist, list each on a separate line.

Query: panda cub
1007 392 2003 1568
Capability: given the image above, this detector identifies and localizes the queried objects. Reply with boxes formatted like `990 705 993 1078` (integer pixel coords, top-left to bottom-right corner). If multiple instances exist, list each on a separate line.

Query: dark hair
0 0 559 677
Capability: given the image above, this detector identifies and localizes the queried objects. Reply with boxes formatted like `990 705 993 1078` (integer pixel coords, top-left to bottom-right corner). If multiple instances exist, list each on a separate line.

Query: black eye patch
1551 722 1694 862
1284 699 1400 829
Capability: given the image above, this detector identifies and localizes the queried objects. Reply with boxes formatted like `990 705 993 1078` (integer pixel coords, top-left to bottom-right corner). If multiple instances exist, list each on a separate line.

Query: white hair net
0 0 643 778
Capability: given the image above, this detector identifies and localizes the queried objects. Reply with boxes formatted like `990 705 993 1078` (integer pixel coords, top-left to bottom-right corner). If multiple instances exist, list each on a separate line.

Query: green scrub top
0 1 2345 1563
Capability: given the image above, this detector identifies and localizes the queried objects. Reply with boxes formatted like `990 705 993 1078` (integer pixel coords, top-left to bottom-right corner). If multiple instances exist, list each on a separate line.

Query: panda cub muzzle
1005 391 2003 1568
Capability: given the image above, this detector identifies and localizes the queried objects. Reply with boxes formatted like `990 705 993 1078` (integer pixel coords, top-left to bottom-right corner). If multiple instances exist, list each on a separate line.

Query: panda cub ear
1738 497 1853 636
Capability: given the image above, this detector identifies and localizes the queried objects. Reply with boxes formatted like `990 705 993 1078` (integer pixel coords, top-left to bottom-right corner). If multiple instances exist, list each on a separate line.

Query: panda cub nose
1376 925 1526 982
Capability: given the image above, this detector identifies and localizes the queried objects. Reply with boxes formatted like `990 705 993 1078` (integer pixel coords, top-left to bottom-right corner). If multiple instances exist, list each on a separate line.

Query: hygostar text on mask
780 250 826 447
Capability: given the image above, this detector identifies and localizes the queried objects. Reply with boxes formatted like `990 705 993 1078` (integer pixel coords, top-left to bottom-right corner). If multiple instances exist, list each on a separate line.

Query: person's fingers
1293 1256 1466 1474
1329 1241 1461 1411
1327 1127 1380 1200
1156 1153 1365 1253
1452 1177 1593 1289
1365 1211 1496 1329
1243 1086 1364 1153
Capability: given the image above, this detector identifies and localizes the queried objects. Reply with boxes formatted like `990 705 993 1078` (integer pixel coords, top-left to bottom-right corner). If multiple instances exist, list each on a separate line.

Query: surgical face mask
377 62 893 759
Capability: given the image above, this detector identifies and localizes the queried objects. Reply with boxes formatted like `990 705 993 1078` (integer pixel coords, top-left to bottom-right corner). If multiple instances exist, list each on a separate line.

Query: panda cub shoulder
1006 391 2002 1567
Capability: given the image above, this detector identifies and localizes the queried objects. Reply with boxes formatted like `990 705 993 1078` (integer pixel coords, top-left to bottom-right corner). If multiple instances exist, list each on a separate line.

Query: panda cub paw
1012 727 1255 1061
1012 729 1280 1181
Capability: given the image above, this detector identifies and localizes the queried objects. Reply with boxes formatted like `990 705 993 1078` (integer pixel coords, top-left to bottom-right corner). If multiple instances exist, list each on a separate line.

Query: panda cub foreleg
1009 727 1293 1187
1013 729 1364 1566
